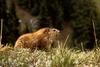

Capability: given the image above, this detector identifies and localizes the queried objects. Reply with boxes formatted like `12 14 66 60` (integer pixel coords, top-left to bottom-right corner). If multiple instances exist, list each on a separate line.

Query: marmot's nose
58 30 60 33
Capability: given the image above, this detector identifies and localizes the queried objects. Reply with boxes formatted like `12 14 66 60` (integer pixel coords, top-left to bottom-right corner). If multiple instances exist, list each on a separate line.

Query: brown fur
14 28 60 50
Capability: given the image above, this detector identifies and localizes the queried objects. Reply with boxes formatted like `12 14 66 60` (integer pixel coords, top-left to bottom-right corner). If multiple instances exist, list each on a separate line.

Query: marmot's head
47 28 60 39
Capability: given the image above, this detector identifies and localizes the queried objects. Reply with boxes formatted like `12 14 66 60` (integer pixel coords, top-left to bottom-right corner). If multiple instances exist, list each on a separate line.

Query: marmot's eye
52 29 56 31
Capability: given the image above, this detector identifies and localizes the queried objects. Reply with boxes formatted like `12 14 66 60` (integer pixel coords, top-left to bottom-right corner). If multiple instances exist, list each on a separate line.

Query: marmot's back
14 33 33 48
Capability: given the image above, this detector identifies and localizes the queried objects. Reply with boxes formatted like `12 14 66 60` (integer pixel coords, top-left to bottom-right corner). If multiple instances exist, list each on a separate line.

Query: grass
0 46 100 67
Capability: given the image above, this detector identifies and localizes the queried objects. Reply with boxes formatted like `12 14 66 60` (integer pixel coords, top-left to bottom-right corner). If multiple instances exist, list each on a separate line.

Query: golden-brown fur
14 28 60 50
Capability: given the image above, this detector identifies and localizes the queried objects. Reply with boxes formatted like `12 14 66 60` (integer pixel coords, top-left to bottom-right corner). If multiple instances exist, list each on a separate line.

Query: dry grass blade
63 33 70 48
92 19 98 48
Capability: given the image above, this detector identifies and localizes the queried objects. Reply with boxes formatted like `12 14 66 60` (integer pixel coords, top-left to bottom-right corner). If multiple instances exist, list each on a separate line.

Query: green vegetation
0 47 100 67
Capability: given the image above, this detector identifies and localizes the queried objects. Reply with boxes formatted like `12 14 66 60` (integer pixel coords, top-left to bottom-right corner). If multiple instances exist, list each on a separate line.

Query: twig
0 19 3 45
81 42 84 52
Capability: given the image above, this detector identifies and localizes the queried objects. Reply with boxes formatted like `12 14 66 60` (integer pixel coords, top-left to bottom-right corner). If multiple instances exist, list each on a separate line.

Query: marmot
14 27 60 50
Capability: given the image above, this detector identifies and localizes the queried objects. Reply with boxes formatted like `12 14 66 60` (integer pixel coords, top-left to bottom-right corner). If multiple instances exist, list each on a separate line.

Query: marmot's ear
43 28 50 34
